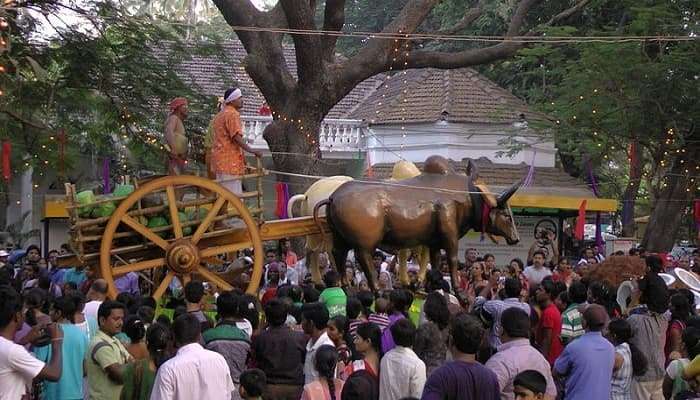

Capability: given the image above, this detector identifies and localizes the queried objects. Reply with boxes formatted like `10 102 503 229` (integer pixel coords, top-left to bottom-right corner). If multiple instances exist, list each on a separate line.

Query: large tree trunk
642 146 700 252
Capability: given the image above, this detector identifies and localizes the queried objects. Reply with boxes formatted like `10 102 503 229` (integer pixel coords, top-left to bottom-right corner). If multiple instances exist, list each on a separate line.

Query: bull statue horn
497 178 523 207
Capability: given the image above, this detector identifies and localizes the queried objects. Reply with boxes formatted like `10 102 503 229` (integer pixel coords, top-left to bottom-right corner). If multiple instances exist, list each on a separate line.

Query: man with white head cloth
211 87 262 195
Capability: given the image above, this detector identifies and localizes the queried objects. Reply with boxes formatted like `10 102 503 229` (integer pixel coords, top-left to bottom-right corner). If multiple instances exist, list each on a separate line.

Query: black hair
26 244 40 255
302 302 330 330
137 306 155 324
670 293 693 323
97 301 126 327
146 322 173 368
24 288 48 326
302 285 320 303
264 298 288 327
540 277 556 297
628 248 639 256
608 318 648 377
341 369 379 400
423 291 450 330
646 254 663 273
287 285 303 303
324 270 340 288
356 291 374 316
172 313 202 346
532 250 546 259
239 295 260 330
425 268 445 292
355 322 382 355
513 370 547 395
639 274 669 314
90 280 108 295
173 305 187 321
346 296 363 320
588 280 619 316
504 277 521 299
140 296 157 310
450 312 483 355
52 296 79 323
0 285 22 328
217 291 240 319
390 318 416 348
683 327 700 359
223 87 240 100
184 280 205 304
568 280 588 304
116 292 135 311
501 307 530 339
69 291 86 313
156 314 172 327
510 258 524 270
239 368 267 397
372 251 385 261
315 345 339 400
123 314 146 343
389 289 413 316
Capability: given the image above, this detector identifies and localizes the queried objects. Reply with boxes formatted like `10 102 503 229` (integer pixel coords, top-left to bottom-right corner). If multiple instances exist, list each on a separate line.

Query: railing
241 115 365 153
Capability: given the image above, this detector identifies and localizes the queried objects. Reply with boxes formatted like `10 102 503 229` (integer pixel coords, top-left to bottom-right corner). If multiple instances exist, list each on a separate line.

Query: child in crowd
239 369 267 400
513 370 547 400
368 297 390 332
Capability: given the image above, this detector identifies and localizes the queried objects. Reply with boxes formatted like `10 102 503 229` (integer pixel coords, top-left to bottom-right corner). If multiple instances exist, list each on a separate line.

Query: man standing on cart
211 87 262 194
164 97 190 175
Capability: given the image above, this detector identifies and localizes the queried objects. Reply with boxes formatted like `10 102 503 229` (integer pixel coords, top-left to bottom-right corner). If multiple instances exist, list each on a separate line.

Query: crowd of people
2 241 700 400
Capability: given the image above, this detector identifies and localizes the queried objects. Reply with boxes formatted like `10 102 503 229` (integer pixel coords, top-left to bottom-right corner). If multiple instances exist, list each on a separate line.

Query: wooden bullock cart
62 160 326 299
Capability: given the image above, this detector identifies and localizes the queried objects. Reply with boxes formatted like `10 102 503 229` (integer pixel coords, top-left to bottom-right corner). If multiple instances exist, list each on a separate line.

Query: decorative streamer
102 158 111 194
522 150 537 188
575 200 587 241
584 155 604 248
275 182 290 219
2 140 10 182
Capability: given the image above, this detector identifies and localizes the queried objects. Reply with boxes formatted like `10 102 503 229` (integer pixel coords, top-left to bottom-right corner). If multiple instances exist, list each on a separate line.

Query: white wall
366 121 556 168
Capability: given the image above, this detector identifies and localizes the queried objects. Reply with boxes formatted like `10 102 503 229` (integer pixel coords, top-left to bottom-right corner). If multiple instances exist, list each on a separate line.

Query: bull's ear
466 159 479 181
497 178 523 207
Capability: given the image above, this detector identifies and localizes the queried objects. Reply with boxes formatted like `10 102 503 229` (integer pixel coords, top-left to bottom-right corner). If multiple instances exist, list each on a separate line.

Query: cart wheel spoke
200 241 253 258
153 271 176 299
113 258 166 277
121 214 169 250
166 186 183 239
182 273 191 286
196 266 233 291
191 197 227 244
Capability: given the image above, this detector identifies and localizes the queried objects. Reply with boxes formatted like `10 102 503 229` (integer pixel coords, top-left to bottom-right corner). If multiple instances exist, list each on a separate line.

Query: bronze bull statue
314 155 522 297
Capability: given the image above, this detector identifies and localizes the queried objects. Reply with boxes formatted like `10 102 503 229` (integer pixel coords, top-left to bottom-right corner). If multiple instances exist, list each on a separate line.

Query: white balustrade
242 116 365 155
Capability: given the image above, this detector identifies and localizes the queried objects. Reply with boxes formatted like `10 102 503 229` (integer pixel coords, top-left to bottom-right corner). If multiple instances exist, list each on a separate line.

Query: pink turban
169 97 188 112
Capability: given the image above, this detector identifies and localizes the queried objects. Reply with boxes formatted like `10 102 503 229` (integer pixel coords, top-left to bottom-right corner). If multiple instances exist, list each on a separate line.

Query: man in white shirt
151 313 234 400
379 319 426 400
0 286 63 400
300 302 334 384
84 279 108 322
523 251 552 287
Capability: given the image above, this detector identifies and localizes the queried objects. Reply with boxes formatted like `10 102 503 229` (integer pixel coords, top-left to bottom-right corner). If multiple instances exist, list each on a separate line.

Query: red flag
2 140 10 182
365 153 373 178
574 200 587 240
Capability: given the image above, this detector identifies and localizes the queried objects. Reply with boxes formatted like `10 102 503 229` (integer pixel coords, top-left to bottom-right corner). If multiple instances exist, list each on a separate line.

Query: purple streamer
103 158 111 194
595 212 604 249
281 183 290 219
522 150 537 187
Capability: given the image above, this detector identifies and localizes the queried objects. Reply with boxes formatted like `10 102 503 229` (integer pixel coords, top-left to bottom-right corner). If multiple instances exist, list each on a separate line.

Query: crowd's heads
504 277 522 299
217 291 239 320
501 307 530 339
323 270 340 288
314 345 338 381
184 281 206 305
450 312 483 355
88 279 108 300
50 295 79 323
123 314 146 344
608 318 648 377
390 319 416 348
146 322 173 368
327 315 348 344
97 300 126 335
301 302 330 333
670 292 693 322
645 254 663 274
172 313 202 347
638 273 669 314
531 251 545 266
567 281 588 304
683 327 700 359
389 288 413 315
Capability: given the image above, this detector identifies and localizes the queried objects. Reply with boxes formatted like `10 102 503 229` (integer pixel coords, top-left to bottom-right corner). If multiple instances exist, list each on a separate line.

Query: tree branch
435 0 485 35
321 0 345 61
0 108 52 131
279 0 323 86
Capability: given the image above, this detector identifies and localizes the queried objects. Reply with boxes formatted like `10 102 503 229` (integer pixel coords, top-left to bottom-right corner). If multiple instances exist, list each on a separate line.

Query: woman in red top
535 278 563 366
665 292 692 363
342 322 381 380
279 238 298 267
551 257 580 288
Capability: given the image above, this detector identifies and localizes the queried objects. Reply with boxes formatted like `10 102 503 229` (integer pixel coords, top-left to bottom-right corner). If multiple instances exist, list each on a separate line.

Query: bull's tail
286 194 306 218
313 199 331 251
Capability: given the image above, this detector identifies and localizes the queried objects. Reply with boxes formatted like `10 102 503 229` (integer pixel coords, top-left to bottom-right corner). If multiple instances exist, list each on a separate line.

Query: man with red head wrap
164 97 189 175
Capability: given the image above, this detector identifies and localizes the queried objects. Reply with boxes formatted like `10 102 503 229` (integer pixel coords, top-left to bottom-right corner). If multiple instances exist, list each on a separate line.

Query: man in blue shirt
553 304 615 400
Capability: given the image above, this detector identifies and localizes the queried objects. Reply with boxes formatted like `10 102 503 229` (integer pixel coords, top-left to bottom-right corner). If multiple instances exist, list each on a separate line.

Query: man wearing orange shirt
211 88 262 194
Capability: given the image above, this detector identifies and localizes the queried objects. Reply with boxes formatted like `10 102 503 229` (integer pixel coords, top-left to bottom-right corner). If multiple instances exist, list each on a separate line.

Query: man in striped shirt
560 281 587 345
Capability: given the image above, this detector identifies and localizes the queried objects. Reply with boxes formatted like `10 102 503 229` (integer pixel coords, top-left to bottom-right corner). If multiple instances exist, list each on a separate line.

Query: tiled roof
368 157 595 198
159 41 541 124
349 68 542 125
154 41 384 118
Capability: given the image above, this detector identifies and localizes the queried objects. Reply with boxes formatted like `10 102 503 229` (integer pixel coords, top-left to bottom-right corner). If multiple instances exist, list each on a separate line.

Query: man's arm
94 344 129 384
541 328 553 360
35 324 63 382
232 134 262 158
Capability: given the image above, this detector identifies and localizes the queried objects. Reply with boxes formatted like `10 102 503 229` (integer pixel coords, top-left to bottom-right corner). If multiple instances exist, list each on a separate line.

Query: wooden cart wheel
99 175 264 300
